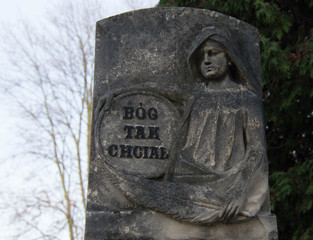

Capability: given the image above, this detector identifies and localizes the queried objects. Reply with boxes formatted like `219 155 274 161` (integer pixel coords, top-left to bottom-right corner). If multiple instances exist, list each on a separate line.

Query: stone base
84 210 278 240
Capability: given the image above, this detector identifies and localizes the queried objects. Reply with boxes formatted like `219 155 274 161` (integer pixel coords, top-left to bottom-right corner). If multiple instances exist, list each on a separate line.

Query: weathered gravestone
84 7 278 240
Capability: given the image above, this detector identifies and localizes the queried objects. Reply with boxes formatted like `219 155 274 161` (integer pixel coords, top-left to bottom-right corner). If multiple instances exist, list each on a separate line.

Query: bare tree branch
1 0 103 239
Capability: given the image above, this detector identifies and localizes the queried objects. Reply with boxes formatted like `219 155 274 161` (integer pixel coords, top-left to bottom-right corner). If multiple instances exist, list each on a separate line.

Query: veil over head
187 26 262 98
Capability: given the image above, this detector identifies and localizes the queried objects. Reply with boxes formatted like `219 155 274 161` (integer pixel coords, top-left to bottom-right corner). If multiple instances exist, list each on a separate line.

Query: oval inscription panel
96 91 180 178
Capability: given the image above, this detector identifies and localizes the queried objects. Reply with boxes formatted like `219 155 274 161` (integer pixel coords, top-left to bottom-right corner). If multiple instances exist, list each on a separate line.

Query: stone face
85 7 278 240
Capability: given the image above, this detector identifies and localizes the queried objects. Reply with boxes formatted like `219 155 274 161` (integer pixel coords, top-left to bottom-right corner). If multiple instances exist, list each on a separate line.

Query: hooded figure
166 26 270 219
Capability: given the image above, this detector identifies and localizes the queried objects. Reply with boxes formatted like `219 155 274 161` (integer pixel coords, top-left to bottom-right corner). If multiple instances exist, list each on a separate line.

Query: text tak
124 125 160 140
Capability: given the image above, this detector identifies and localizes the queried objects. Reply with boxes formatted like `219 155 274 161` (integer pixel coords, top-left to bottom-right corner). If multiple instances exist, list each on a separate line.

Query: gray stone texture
85 7 278 240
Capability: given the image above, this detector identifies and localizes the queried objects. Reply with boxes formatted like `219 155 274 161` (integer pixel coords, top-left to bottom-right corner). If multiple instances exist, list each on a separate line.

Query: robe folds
173 84 268 218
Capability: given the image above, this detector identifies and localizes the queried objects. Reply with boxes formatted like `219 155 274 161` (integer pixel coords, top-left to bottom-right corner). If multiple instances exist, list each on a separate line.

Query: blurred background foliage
157 1 313 239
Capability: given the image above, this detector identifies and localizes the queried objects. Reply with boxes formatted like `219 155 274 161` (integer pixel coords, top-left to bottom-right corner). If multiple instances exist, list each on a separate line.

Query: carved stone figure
85 8 278 240
166 26 269 222
93 26 269 225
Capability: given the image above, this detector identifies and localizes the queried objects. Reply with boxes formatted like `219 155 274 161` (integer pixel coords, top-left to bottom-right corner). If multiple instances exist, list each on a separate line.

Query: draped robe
173 84 268 217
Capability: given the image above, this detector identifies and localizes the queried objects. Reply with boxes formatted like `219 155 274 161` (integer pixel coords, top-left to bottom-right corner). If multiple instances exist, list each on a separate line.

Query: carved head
199 40 230 81
188 26 252 88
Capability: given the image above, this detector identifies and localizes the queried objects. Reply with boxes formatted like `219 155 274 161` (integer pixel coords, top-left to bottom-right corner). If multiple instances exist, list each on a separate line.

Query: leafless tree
1 0 102 239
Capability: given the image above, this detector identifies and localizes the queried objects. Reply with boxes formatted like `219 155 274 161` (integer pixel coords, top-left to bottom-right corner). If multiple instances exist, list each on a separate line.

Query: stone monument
84 7 278 240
